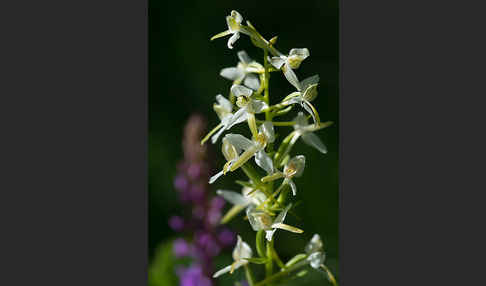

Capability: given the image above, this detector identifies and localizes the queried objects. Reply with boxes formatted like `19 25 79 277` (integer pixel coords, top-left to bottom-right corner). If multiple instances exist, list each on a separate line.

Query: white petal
288 179 297 196
282 63 302 91
231 10 243 24
265 229 277 241
217 190 250 206
209 170 224 184
246 205 270 231
225 134 254 151
233 235 253 260
237 50 252 64
301 132 327 154
231 84 253 97
213 265 232 278
285 155 306 177
226 109 249 130
270 56 286 69
216 94 233 112
259 121 275 143
293 112 308 127
248 99 268 114
305 234 323 254
300 74 320 90
220 67 243 81
255 150 274 174
211 126 227 144
227 32 240 49
307 252 326 269
274 204 292 224
289 48 310 59
244 73 260 91
224 107 247 131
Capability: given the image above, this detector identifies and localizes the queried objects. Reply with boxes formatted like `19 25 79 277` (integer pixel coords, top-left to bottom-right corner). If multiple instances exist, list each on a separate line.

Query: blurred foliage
149 0 338 285
148 241 178 286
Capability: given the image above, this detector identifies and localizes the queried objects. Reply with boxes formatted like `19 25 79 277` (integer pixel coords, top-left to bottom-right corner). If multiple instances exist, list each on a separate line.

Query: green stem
256 230 266 258
254 262 306 286
256 119 297 127
269 240 285 269
244 264 255 286
265 241 273 283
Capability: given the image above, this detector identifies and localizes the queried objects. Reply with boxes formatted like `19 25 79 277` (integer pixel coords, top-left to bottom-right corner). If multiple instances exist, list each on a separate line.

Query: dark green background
149 0 338 284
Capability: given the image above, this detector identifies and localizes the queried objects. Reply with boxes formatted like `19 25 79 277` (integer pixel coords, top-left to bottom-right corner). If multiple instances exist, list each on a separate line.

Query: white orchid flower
209 137 242 183
202 94 248 144
281 75 320 125
216 186 268 223
261 155 305 196
228 84 268 136
220 51 264 91
210 10 248 49
217 186 267 209
304 234 337 285
305 234 326 268
290 112 329 154
223 121 275 175
246 204 303 241
270 48 310 90
213 235 253 278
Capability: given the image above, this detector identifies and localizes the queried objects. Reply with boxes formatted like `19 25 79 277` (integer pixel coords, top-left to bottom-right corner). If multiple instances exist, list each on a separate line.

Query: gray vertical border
0 0 148 284
341 0 485 284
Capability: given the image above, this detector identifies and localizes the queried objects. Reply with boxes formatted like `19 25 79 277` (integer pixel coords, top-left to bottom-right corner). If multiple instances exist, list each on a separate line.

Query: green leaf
148 241 178 286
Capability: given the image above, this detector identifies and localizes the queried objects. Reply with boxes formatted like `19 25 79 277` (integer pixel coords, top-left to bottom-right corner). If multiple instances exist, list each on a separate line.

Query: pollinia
201 10 337 286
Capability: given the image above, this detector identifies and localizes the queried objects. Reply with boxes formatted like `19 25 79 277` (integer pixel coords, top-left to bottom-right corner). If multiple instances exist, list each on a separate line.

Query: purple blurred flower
174 174 189 192
173 238 191 258
177 265 212 286
189 184 206 202
218 228 236 247
170 114 235 282
187 163 202 180
169 216 184 231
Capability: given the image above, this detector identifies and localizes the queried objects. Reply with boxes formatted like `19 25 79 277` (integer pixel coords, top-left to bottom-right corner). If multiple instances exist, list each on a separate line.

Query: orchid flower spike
213 235 253 278
261 155 305 196
270 48 310 90
305 234 337 285
246 204 303 241
220 51 264 91
209 138 242 184
281 75 321 125
210 10 248 49
291 112 330 154
223 121 275 175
